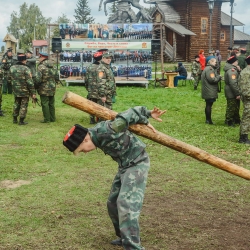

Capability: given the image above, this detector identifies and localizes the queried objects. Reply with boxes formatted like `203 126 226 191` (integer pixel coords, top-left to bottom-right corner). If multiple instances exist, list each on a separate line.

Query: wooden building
150 0 239 62
2 34 17 54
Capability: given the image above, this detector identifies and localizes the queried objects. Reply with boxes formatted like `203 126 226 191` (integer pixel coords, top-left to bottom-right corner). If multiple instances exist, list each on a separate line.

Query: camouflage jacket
224 63 240 99
96 61 116 100
239 65 250 100
191 61 201 76
89 106 151 169
85 62 100 99
36 59 57 96
1 55 16 78
201 63 221 100
237 54 247 70
26 56 37 77
10 62 36 97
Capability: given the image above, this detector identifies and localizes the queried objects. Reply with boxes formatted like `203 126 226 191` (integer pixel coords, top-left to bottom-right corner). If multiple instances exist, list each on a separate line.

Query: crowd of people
0 47 58 124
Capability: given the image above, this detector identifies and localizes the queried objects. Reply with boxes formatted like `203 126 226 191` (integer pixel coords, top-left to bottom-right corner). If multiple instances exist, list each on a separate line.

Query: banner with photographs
59 23 153 81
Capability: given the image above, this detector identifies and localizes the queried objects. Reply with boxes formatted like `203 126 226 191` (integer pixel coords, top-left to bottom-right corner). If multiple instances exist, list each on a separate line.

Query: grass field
0 80 250 250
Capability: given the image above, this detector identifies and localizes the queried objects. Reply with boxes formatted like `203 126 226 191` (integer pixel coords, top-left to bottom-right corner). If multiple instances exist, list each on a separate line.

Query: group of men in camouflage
0 47 58 124
193 46 250 144
84 48 116 124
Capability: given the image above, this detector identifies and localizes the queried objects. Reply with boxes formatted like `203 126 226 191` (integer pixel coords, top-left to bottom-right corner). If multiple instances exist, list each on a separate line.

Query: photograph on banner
60 62 91 80
123 23 153 40
60 50 92 63
59 23 89 40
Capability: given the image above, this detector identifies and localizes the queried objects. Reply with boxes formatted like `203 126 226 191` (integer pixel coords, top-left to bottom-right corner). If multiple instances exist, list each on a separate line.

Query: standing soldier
96 52 116 110
0 68 4 116
237 48 247 70
10 50 36 125
223 56 241 126
26 48 37 83
85 51 104 124
191 55 202 90
238 55 250 144
1 47 15 94
36 52 58 123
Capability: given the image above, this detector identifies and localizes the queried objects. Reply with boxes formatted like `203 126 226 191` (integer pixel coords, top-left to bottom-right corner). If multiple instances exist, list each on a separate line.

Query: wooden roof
234 29 250 41
221 11 244 26
3 34 17 43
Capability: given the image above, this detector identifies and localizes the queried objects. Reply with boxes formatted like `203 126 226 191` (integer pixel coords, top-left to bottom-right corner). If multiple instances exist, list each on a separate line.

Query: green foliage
74 0 95 24
7 3 51 50
1 46 4 53
108 2 117 18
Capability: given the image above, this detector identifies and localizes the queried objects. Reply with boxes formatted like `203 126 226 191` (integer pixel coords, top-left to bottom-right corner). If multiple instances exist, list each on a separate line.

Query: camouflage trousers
107 150 149 250
193 75 201 87
240 99 250 134
225 98 240 123
13 96 29 118
96 98 112 122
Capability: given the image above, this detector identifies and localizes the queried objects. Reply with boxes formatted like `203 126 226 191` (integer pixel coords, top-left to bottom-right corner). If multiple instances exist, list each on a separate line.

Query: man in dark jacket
224 56 241 126
174 62 187 87
201 58 222 124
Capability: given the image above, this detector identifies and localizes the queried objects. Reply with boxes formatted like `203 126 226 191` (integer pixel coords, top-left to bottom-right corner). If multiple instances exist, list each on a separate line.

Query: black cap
7 47 12 52
245 55 250 65
63 124 88 152
227 56 238 64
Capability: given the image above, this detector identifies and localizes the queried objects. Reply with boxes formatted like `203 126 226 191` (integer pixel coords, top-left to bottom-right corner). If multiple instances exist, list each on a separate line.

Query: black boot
89 117 96 124
19 117 28 125
205 120 214 125
239 134 250 144
110 238 122 246
226 120 235 127
0 110 4 117
13 116 18 124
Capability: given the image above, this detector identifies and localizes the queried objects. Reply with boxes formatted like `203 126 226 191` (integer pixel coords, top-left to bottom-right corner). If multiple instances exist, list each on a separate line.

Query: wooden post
62 91 250 181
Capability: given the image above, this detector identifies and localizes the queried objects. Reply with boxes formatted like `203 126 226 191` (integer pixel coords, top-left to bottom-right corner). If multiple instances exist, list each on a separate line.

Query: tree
7 3 51 50
108 2 117 19
74 0 95 24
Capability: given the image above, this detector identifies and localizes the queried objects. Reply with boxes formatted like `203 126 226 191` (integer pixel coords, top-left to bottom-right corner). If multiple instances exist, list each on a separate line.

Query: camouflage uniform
191 60 201 89
237 53 247 70
223 62 241 126
201 62 222 124
10 62 36 122
36 59 57 123
1 53 15 94
88 106 151 250
85 62 101 123
96 60 116 110
26 55 37 81
238 65 250 143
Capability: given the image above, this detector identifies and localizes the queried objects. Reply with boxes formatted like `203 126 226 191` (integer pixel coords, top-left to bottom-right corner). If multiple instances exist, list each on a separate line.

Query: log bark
62 91 250 180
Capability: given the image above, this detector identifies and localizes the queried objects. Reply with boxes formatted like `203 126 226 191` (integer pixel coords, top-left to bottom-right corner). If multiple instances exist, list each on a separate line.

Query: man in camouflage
223 55 241 127
238 55 250 144
237 48 247 70
85 50 104 124
36 52 58 123
191 55 202 90
26 48 37 82
96 52 116 110
63 106 166 250
10 50 36 125
1 47 15 94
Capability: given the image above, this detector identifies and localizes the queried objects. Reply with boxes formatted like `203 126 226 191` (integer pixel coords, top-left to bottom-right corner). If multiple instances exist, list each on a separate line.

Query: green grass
0 81 249 250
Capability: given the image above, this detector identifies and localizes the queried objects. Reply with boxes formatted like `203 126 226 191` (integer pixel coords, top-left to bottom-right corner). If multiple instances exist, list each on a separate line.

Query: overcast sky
0 0 249 49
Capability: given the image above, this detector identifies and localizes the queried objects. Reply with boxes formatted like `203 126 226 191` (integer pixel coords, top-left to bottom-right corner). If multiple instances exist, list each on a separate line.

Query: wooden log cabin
149 0 244 62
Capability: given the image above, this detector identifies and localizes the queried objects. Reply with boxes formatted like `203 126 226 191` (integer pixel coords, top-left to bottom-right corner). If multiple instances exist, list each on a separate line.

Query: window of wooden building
220 31 225 41
201 18 208 34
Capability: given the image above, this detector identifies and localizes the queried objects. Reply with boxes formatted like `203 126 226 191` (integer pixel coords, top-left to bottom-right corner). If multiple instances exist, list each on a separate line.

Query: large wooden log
62 91 250 180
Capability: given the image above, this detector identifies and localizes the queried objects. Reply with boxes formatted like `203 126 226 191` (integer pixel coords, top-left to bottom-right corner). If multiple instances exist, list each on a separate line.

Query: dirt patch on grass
0 180 31 189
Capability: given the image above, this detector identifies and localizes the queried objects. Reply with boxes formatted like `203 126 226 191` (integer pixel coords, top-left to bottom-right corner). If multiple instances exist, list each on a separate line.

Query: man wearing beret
223 56 241 127
96 52 116 111
63 106 166 250
36 52 58 123
85 50 105 124
238 55 250 144
10 50 36 125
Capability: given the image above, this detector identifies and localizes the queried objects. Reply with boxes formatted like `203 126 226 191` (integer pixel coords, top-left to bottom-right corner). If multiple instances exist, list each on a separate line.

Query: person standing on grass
10 50 36 125
36 52 58 123
191 55 202 90
63 106 166 250
223 56 241 127
238 55 250 144
201 58 222 125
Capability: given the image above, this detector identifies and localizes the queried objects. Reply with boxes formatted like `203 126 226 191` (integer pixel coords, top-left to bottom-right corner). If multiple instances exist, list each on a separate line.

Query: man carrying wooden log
63 106 166 250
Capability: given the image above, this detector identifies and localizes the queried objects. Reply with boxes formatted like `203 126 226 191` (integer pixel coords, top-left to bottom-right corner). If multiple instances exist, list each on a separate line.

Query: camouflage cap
26 48 33 54
17 49 25 54
102 52 112 58
7 47 13 52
